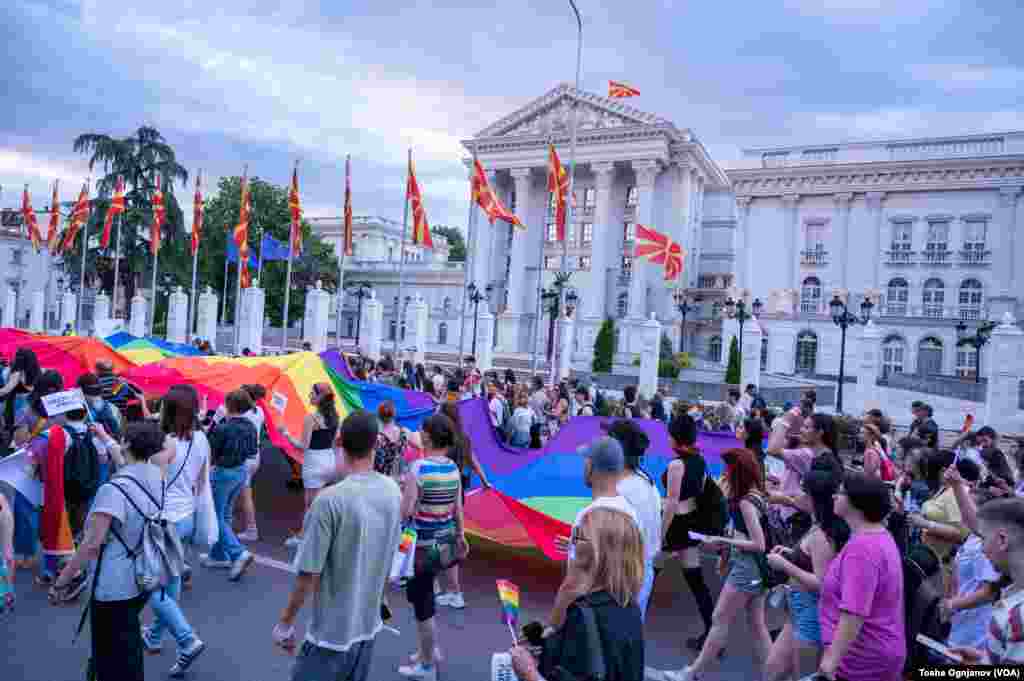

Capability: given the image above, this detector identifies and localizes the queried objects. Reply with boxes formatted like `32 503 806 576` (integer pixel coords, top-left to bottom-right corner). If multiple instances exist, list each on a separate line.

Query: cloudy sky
3 0 1023 231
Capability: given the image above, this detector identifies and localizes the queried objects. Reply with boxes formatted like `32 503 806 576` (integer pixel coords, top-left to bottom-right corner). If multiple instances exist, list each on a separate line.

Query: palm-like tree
71 127 189 296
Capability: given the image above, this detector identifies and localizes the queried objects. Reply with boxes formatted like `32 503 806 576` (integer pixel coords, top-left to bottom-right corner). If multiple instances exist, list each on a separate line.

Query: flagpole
77 179 89 335
233 167 248 355
187 171 200 346
221 251 229 324
457 153 478 366
558 0 583 375
111 212 121 322
394 148 412 358
529 212 546 377
150 244 159 338
282 164 297 353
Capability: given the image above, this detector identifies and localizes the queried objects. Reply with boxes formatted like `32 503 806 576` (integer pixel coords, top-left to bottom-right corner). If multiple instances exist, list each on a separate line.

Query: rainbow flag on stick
497 579 520 641
390 527 418 581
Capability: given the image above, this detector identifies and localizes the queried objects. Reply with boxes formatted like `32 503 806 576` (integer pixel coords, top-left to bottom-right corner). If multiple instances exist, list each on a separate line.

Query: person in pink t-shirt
819 472 905 681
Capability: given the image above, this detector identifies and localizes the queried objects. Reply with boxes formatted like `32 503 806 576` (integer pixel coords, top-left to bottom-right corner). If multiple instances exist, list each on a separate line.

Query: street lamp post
56 276 65 332
955 319 996 383
829 294 875 413
724 296 763 357
467 282 492 356
673 289 699 353
345 281 373 347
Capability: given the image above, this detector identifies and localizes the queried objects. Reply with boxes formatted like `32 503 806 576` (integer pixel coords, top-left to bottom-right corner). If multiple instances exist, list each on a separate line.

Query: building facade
455 84 1023 381
0 208 66 330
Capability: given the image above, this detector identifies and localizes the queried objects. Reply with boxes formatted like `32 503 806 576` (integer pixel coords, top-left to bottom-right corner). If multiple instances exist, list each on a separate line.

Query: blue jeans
209 466 246 563
13 492 39 560
148 515 197 648
637 558 654 618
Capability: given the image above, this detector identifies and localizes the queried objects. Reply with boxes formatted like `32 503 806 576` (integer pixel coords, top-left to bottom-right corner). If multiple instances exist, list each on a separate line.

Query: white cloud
783 0 935 23
908 64 1024 91
801 108 1024 141
0 150 90 191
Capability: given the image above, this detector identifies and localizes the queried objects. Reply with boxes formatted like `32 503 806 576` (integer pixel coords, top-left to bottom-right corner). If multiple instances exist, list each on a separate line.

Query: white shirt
617 473 663 564
162 431 211 523
489 396 506 428
569 495 640 561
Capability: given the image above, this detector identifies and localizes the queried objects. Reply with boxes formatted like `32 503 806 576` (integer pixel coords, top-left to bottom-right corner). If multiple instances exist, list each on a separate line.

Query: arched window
922 278 945 318
956 344 978 379
400 323 406 341
882 335 906 378
616 292 628 319
392 296 399 310
886 278 909 316
958 279 983 320
917 337 943 375
345 316 355 338
442 297 452 315
388 320 397 340
709 335 723 363
800 277 821 314
613 326 622 353
795 331 817 374
760 337 769 371
438 322 448 345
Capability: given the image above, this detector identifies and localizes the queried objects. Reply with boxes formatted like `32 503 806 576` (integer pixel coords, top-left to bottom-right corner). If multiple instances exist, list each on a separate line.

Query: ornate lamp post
467 282 492 356
955 319 996 384
55 276 65 332
724 296 763 356
673 289 699 353
829 294 875 413
345 280 373 347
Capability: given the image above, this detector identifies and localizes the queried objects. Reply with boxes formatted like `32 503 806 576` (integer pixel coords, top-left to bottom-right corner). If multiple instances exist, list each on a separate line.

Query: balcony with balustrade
920 249 952 266
800 250 828 266
959 249 991 266
884 250 915 266
875 303 988 322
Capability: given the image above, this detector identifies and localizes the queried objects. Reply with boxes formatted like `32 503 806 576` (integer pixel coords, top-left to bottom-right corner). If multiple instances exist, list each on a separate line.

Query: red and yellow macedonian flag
235 171 252 288
100 176 125 249
343 155 353 257
472 158 523 230
608 80 640 98
192 171 204 257
547 145 569 241
288 164 302 256
407 155 433 248
21 185 42 252
62 183 91 253
46 180 61 251
150 176 165 257
634 224 684 281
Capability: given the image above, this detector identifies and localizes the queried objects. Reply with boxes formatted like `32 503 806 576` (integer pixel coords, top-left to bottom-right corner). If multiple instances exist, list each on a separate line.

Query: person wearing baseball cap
605 419 661 617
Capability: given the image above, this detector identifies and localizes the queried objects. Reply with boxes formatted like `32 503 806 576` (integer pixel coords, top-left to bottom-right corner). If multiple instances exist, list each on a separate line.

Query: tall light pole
956 319 996 383
467 282 492 356
673 289 699 353
345 280 373 347
829 294 874 413
560 0 583 317
725 296 763 358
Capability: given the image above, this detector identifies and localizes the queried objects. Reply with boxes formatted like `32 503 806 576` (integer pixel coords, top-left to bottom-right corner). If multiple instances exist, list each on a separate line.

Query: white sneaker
397 662 437 681
199 554 231 569
229 551 255 581
435 592 451 606
444 592 465 609
238 527 259 542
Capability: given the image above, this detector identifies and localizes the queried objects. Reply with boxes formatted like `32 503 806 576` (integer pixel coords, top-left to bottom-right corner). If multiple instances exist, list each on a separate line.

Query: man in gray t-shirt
275 410 402 681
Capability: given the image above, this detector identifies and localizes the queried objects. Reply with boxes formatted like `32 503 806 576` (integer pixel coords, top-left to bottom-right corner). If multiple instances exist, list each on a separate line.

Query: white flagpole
282 162 297 353
457 152 478 366
77 179 89 335
111 210 121 322
394 148 411 357
188 171 200 345
233 167 248 355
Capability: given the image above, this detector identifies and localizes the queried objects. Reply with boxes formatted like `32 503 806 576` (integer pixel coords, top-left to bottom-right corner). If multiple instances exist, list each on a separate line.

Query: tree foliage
432 225 466 262
660 333 674 360
725 336 742 385
592 318 615 373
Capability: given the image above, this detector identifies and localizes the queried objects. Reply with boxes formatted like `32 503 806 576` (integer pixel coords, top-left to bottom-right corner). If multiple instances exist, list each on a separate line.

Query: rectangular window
924 220 949 263
626 186 638 207
582 223 593 244
579 255 591 270
584 188 596 208
623 222 635 242
567 222 576 244
546 223 557 242
9 249 24 265
962 219 987 263
621 255 633 273
548 192 557 217
509 190 517 213
544 255 559 270
805 223 826 250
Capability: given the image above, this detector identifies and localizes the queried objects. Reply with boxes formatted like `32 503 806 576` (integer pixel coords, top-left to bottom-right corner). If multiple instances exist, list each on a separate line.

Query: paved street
1 449 773 680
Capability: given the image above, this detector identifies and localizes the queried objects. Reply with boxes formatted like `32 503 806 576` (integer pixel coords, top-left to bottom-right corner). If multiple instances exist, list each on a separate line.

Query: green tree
70 127 189 296
432 225 466 261
660 333 674 360
725 336 742 385
592 318 615 373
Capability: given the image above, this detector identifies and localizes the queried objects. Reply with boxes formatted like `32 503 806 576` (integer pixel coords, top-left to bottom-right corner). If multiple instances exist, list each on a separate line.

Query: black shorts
405 570 436 622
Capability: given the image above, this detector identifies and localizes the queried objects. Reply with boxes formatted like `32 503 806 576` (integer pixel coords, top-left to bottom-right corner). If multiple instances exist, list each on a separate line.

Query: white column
782 194 801 292
303 281 330 352
129 294 148 337
865 192 886 290
237 285 266 355
627 160 660 319
673 163 694 287
406 294 429 365
93 292 110 328
196 286 218 349
556 312 575 380
476 309 495 371
166 286 188 344
59 291 76 332
638 312 661 399
771 323 797 375
991 187 1021 318
506 168 533 315
851 320 882 414
984 312 1024 432
2 287 15 328
735 197 752 290
583 163 617 320
742 318 763 389
30 291 45 333
361 290 383 359
834 192 853 289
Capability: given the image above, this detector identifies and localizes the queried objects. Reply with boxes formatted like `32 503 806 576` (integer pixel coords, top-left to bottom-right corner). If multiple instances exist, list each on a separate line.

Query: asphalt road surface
1 448 774 680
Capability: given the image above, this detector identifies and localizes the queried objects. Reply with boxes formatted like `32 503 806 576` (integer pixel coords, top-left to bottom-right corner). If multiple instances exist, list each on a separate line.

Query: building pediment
473 83 673 140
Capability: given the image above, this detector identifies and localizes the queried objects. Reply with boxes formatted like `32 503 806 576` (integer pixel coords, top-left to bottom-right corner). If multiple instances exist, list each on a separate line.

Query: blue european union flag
260 233 292 261
226 240 258 267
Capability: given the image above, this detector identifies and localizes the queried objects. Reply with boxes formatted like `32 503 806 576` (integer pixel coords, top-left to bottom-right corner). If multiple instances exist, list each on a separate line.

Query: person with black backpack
62 401 119 539
50 422 191 681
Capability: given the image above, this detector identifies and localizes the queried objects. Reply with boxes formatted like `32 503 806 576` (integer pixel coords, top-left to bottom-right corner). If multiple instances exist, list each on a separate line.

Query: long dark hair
313 384 339 431
161 385 199 441
743 417 765 459
723 447 764 500
924 449 956 493
12 348 40 386
803 469 850 552
440 401 471 470
28 369 64 417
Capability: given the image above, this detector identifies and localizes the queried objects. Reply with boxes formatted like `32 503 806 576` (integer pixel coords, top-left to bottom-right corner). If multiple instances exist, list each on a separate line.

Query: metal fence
655 378 835 408
571 371 640 392
876 372 986 402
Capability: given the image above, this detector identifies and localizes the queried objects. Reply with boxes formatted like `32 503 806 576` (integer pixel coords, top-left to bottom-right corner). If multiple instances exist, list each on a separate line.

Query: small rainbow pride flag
399 527 417 554
496 579 520 631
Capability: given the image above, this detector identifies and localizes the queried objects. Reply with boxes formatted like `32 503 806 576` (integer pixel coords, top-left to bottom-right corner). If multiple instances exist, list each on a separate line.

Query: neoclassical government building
317 83 1024 380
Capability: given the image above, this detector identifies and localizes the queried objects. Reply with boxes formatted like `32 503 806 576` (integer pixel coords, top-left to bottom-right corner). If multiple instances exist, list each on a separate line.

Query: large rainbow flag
104 332 204 365
0 329 135 385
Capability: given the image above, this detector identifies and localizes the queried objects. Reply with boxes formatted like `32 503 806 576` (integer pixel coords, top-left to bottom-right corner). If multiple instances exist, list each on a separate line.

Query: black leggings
406 570 437 622
90 594 148 681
